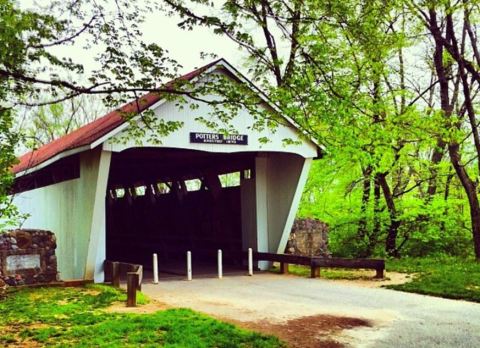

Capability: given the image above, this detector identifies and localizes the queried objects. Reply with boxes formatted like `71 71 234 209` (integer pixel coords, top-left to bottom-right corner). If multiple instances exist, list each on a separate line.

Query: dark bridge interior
105 148 254 275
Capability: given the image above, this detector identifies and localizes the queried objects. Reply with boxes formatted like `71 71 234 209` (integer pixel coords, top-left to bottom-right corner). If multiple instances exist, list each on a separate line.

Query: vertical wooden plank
310 265 320 278
280 262 289 274
112 261 120 287
126 272 138 307
375 268 384 279
137 265 143 291
103 260 112 283
85 150 112 282
135 265 143 291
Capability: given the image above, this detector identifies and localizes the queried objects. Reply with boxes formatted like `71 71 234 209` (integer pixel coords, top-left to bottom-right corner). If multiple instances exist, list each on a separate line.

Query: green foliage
298 159 472 258
0 285 283 347
163 0 480 258
386 257 480 302
2 0 480 262
0 0 198 226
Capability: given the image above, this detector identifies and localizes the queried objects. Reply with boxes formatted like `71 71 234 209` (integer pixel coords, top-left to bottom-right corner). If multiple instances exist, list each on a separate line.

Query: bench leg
112 262 120 288
280 262 289 274
310 266 320 278
375 268 384 279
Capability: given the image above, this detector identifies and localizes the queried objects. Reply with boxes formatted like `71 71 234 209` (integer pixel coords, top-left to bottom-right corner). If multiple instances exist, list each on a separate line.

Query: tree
18 94 105 151
408 0 480 259
161 0 475 258
0 0 210 225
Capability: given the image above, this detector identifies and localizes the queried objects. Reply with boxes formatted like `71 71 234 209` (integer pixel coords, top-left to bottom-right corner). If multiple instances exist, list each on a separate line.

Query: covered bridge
11 59 321 282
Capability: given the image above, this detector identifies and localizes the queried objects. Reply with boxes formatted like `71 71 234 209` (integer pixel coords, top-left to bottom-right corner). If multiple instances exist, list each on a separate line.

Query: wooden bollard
280 262 289 274
112 261 120 287
127 272 139 307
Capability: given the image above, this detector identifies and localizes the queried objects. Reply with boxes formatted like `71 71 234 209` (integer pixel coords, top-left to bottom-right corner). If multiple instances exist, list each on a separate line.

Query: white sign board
6 254 41 271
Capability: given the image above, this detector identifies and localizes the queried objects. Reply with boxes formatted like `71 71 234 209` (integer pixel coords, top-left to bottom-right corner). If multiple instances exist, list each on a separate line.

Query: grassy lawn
0 285 283 347
385 257 480 302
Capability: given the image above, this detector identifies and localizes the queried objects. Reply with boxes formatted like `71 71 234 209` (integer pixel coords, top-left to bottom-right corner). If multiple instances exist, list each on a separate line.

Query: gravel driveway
142 273 480 347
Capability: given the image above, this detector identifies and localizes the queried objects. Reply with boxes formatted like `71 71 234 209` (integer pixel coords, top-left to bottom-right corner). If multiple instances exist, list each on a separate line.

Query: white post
153 253 159 284
218 249 223 279
187 251 192 281
248 248 253 276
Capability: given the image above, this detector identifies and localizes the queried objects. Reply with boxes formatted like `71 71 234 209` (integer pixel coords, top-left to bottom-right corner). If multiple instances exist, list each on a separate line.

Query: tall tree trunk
429 7 480 259
377 173 401 257
448 144 480 257
357 166 372 239
444 170 454 201
364 174 382 257
427 140 447 196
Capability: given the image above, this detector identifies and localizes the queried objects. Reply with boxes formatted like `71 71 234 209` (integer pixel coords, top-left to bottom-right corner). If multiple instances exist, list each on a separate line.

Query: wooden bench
311 257 385 279
253 252 385 279
104 260 143 290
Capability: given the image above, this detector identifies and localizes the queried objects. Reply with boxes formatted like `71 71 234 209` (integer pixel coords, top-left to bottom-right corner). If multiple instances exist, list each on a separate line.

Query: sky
140 10 242 72
14 0 253 154
20 0 246 77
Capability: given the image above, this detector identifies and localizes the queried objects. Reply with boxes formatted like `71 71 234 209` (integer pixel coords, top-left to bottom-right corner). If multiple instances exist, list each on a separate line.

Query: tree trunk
429 7 480 259
448 144 480 258
377 173 400 257
362 175 382 257
357 166 372 239
427 139 447 197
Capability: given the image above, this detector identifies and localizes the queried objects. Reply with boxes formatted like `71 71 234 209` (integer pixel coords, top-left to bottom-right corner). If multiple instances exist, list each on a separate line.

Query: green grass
385 256 480 302
0 285 283 347
273 257 480 303
271 263 378 280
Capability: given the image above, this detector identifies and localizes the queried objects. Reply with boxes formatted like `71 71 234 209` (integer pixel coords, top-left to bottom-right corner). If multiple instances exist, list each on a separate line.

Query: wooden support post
280 262 289 274
112 261 120 287
310 265 320 278
126 272 138 307
375 268 384 279
136 266 143 291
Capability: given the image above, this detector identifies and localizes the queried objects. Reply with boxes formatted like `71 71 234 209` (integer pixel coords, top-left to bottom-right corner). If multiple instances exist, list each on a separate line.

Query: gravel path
142 273 480 347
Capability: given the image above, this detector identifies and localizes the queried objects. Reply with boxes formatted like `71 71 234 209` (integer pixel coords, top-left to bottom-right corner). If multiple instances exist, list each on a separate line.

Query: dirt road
141 273 480 347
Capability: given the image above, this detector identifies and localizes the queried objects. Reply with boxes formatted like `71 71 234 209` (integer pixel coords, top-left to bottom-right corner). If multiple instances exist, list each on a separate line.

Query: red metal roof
13 60 221 175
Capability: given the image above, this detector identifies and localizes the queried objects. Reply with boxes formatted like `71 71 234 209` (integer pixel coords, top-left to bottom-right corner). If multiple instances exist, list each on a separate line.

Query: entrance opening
105 148 254 277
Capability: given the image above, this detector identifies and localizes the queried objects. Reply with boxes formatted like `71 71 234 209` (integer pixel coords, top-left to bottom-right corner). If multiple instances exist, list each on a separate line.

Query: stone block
0 229 59 287
286 218 330 257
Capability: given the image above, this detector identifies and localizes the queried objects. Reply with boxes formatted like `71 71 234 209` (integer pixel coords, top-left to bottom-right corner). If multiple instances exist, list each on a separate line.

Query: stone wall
286 218 330 257
0 229 58 289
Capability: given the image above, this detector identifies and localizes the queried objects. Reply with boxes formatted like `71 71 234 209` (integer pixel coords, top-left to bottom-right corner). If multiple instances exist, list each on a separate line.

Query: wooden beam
249 252 385 279
280 262 289 274
312 257 384 270
112 261 120 288
127 272 138 307
253 252 311 266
